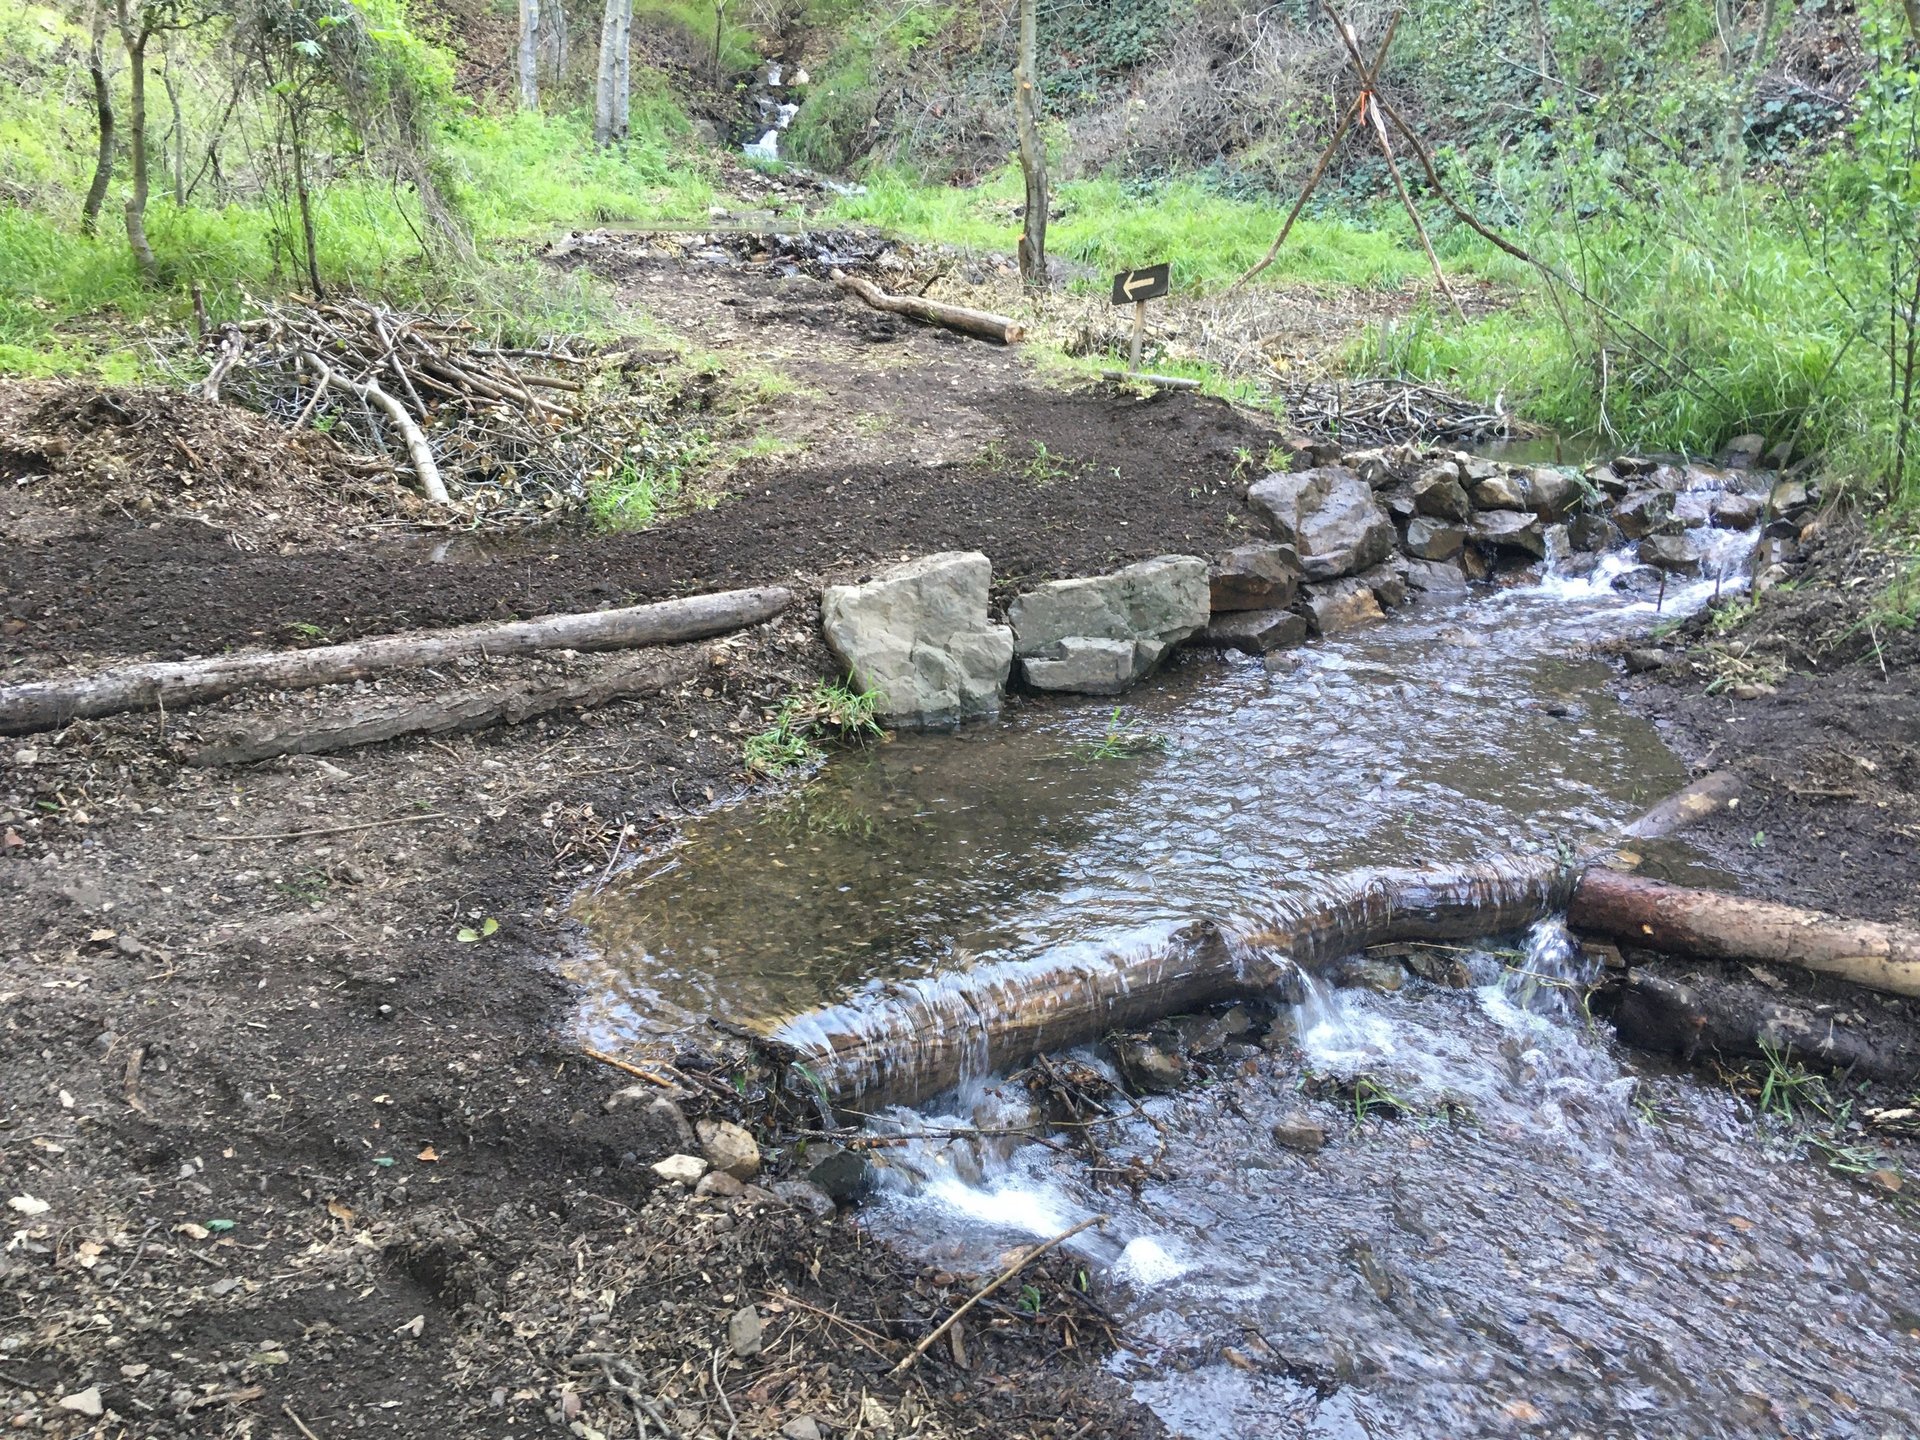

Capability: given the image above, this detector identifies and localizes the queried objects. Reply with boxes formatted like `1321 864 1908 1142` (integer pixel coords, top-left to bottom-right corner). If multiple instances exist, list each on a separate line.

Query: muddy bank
1615 525 1919 926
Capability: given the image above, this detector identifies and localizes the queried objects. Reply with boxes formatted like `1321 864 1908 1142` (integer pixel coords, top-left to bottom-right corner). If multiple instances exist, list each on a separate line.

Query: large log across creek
751 770 1920 1108
0 587 794 736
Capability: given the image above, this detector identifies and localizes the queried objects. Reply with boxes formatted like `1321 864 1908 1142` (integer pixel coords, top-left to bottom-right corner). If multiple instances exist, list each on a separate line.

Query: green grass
827 166 1437 293
587 428 713 530
743 680 885 777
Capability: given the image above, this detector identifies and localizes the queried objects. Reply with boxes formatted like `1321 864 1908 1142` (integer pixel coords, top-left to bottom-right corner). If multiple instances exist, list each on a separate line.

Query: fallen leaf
87 928 116 943
175 1222 210 1240
395 1314 425 1338
326 1198 356 1224
205 1218 236 1233
1504 1400 1543 1422
416 1145 439 1162
7 1195 50 1217
1868 1169 1903 1192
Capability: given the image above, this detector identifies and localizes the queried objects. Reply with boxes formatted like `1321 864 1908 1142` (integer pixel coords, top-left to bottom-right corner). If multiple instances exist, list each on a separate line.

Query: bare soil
0 237 1297 1438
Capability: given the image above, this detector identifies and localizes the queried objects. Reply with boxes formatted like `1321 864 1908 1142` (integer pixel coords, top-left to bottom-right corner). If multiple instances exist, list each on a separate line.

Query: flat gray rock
821 551 1013 728
1247 467 1396 581
1011 556 1209 694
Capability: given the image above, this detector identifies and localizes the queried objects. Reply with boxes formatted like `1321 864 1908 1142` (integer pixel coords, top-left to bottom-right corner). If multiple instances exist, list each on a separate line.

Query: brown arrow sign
1110 263 1171 305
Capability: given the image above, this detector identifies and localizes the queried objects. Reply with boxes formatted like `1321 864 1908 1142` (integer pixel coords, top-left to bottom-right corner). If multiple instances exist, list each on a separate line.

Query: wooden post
1130 299 1145 372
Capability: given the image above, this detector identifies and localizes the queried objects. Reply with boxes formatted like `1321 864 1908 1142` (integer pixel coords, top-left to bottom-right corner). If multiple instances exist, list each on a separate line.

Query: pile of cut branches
1273 375 1522 449
192 297 661 524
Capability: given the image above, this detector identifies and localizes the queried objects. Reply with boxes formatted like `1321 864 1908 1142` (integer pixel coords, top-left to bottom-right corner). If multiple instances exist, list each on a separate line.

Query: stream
577 540 1920 1437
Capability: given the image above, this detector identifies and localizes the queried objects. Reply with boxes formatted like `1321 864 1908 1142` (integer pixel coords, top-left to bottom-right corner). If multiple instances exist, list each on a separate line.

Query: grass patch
744 680 885 777
828 166 1437 295
586 427 713 531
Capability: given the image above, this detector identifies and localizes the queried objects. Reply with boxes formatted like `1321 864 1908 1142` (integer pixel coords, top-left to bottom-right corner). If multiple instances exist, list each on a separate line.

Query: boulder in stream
1298 577 1386 635
1410 470 1473 523
1247 467 1396 581
1404 557 1472 601
1403 517 1466 561
1711 491 1764 530
696 1118 761 1181
1468 470 1530 511
1192 607 1308 655
1208 543 1302 612
1468 510 1548 559
821 551 1014 728
1011 556 1210 694
1522 466 1584 520
1638 533 1702 575
1270 1114 1327 1154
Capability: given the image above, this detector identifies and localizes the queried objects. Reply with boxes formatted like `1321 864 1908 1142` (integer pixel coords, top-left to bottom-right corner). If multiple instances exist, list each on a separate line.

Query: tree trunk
1569 867 1920 999
1621 769 1745 839
831 270 1026 343
82 0 116 237
161 36 185 204
711 0 726 80
767 857 1572 1107
287 106 323 297
542 0 568 85
0 587 794 736
613 0 630 137
187 650 703 766
1013 0 1047 290
1717 0 1781 188
118 9 157 283
518 0 541 109
1601 968 1920 1083
593 0 629 144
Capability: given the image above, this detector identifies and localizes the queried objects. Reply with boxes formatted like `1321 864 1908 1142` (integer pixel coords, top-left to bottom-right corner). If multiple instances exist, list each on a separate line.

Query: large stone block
1298 578 1386 636
1208 543 1302 613
1010 556 1210 695
1190 607 1308 655
821 551 1013 728
1247 467 1396 581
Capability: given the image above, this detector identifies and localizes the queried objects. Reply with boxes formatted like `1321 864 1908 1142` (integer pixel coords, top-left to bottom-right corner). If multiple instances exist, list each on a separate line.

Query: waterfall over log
766 856 1572 1108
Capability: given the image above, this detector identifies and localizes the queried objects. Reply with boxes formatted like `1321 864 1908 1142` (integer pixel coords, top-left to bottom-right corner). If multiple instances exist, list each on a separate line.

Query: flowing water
577 536 1920 1436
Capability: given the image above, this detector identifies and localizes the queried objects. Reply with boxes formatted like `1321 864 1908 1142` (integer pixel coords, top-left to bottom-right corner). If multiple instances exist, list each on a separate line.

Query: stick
890 1215 1107 1375
581 1047 679 1089
281 1404 325 1440
186 812 448 843
1099 370 1203 391
301 351 450 504
0 588 792 736
1230 14 1399 292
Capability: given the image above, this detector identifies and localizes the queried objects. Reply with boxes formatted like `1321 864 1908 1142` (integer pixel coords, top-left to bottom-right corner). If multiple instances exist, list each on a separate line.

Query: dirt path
0 240 1306 1438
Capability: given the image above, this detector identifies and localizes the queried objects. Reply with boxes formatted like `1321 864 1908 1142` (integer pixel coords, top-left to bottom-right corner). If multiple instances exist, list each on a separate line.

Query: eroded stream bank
577 541 1920 1437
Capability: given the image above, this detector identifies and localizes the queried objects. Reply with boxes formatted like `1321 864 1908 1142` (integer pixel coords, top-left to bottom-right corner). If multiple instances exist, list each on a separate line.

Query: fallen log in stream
0 587 793 736
756 771 1878 1109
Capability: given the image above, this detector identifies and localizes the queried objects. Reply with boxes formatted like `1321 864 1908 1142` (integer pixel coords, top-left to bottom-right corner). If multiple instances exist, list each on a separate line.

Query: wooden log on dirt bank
0 587 793 736
830 270 1027 345
186 649 703 767
1569 868 1920 1000
1600 968 1920 1083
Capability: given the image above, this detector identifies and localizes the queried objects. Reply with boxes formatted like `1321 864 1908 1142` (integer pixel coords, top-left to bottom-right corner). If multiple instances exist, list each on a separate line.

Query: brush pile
194 297 659 524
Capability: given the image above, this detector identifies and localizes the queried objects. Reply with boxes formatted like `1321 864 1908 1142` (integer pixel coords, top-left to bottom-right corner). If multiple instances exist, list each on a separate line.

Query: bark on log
186 649 702 767
1601 969 1919 1083
0 587 793 736
1570 867 1920 1000
830 270 1026 345
770 857 1570 1108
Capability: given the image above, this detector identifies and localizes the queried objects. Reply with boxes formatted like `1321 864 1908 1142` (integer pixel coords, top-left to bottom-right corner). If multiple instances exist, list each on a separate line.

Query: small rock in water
1331 955 1407 993
696 1119 761 1180
802 1144 875 1201
1638 533 1701 576
1271 1115 1327 1154
651 1154 709 1188
1111 1036 1185 1095
1623 647 1677 674
728 1305 765 1358
1402 948 1475 988
1469 471 1529 510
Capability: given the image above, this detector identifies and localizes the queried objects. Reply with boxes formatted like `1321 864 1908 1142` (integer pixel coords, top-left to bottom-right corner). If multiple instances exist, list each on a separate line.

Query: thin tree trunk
518 0 541 109
0 588 795 735
1014 0 1047 290
161 36 185 204
82 2 117 236
711 0 727 80
118 7 157 282
593 0 629 144
1718 0 1781 188
613 0 630 137
542 0 568 84
831 270 1026 343
287 106 323 297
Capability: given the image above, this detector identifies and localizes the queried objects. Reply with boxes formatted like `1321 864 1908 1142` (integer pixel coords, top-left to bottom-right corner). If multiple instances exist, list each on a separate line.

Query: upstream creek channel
575 544 1920 1438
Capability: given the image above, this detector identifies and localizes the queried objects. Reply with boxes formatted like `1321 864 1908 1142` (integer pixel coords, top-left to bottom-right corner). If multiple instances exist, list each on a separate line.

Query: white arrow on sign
1124 274 1157 296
